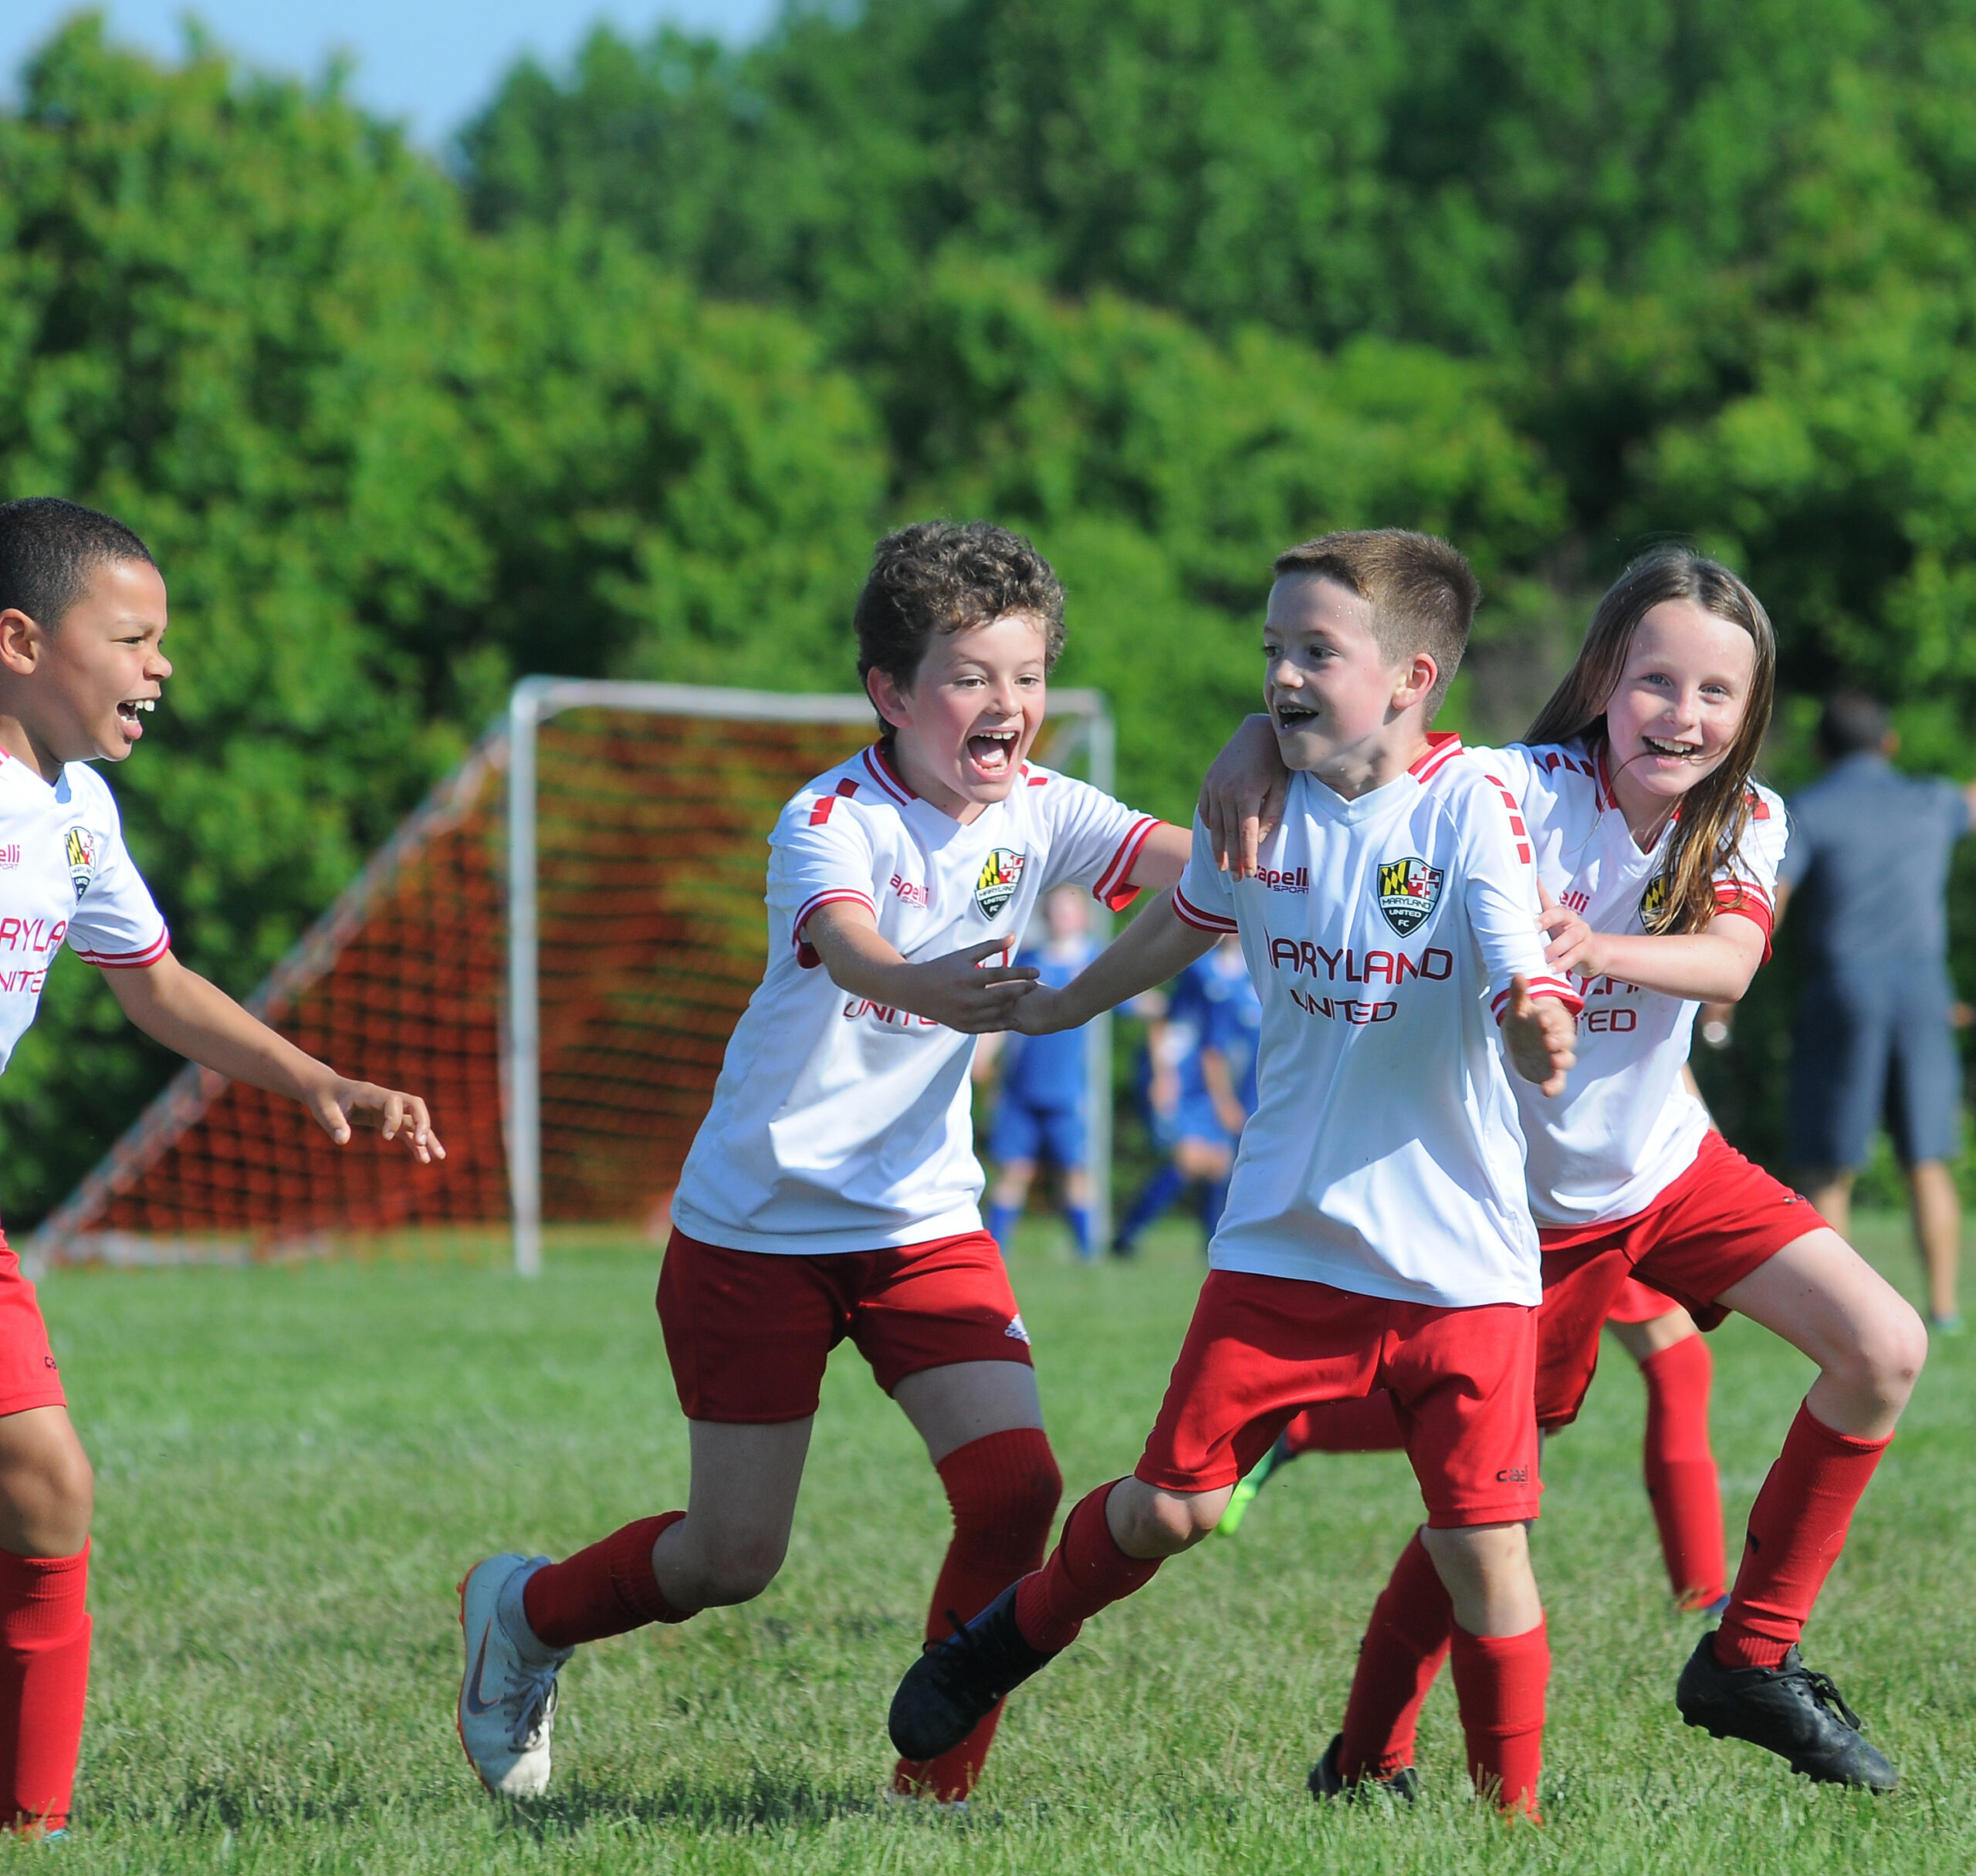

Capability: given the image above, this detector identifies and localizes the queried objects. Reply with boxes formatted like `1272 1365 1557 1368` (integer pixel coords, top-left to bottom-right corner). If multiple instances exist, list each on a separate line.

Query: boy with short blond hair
887 529 1578 1816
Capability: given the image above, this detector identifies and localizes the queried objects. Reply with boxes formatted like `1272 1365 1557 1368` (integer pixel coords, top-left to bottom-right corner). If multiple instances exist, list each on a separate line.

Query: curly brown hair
854 522 1066 733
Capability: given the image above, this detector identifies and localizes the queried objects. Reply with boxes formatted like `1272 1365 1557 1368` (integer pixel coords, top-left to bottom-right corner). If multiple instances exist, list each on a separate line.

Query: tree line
2 4 1971 1218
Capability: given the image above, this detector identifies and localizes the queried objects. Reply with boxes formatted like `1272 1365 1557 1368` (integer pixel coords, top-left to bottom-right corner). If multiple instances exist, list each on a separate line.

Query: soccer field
17 1214 1974 1873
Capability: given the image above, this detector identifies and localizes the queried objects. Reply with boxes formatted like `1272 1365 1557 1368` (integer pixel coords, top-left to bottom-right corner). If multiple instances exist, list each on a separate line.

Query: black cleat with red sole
1677 1633 1896 1790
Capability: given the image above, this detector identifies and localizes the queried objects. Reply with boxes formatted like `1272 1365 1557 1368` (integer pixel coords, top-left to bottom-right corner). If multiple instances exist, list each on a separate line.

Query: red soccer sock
0 1543 91 1835
894 1428 1063 1803
1013 1481 1162 1653
1447 1617 1548 1819
1338 1529 1453 1780
521 1512 692 1648
1639 1335 1726 1608
1283 1392 1406 1458
1714 1400 1891 1671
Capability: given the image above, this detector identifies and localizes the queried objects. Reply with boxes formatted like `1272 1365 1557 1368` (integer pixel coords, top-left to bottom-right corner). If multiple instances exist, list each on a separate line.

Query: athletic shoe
888 1584 1059 1763
1928 1312 1964 1337
1216 1434 1293 1536
1676 1632 1896 1790
458 1553 574 1799
1308 1732 1420 1804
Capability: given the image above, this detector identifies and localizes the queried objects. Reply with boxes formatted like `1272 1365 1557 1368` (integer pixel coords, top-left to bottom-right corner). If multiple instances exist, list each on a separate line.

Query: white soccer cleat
457 1553 572 1799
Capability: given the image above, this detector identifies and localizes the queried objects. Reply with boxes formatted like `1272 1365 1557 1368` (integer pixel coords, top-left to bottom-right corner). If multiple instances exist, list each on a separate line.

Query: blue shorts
1789 962 1964 1170
1149 1093 1230 1154
988 1097 1086 1170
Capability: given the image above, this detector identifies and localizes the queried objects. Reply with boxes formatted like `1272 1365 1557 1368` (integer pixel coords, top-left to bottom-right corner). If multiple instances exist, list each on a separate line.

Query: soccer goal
31 679 1119 1273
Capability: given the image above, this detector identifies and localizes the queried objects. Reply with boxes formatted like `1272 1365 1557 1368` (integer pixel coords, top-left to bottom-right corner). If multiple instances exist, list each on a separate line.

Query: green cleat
1216 1433 1294 1536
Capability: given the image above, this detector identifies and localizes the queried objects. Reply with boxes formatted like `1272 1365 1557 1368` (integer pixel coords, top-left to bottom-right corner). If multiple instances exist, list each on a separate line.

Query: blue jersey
999 939 1095 1110
1168 947 1262 1114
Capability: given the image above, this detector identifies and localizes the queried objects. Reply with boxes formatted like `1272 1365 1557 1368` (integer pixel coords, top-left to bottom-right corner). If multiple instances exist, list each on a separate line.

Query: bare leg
650 1417 813 1612
1801 1168 1854 1242
988 1161 1036 1212
1907 1159 1961 1323
894 1360 1044 1465
1717 1228 1926 1437
1607 1308 1699 1364
1418 1523 1542 1637
0 1408 93 1558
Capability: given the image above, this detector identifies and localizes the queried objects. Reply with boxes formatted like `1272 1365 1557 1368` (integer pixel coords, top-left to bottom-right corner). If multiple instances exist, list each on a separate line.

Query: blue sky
2 2 779 146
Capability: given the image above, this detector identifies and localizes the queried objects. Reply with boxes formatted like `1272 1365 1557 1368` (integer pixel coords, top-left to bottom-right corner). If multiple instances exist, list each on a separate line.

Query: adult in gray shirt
1779 691 1976 1329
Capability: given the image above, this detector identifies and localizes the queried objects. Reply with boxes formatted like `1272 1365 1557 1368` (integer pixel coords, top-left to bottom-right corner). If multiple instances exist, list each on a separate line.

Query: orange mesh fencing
37 705 873 1262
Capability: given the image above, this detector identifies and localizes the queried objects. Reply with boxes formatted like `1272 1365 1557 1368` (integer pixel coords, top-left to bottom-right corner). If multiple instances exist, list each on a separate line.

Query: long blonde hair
1525 549 1776 936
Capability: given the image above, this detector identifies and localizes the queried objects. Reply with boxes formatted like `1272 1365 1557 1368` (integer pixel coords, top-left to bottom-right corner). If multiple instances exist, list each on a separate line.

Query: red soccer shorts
1605 1276 1680 1325
1134 1270 1540 1528
0 1232 66 1418
657 1228 1034 1424
1535 1130 1822 1429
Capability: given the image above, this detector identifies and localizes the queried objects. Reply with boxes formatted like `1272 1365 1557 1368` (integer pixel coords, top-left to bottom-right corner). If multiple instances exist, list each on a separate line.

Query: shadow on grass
500 1769 913 1837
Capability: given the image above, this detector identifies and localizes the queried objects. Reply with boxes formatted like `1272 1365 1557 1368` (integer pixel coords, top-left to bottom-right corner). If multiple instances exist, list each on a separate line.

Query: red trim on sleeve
1172 885 1239 934
1408 732 1464 783
1714 882 1776 962
791 890 877 968
807 776 860 825
1093 816 1162 911
1490 974 1583 1022
75 927 171 969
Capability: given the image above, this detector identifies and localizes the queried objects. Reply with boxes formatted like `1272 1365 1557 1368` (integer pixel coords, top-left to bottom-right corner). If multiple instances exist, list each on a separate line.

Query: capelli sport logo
974 848 1027 920
63 826 99 901
1375 857 1443 937
1639 874 1669 924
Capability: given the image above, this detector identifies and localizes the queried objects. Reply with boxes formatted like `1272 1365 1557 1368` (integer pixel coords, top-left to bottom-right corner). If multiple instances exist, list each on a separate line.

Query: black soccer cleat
888 1583 1060 1763
1308 1732 1420 1805
1676 1632 1897 1790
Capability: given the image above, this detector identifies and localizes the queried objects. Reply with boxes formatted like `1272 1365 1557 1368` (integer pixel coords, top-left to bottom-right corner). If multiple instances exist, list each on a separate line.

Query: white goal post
503 678 1120 1276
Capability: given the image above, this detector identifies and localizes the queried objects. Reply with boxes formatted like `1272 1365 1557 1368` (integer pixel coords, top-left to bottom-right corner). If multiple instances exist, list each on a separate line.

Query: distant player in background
457 521 1189 1810
1108 935 1259 1256
0 499 444 1837
1781 691 1976 1332
980 884 1098 1259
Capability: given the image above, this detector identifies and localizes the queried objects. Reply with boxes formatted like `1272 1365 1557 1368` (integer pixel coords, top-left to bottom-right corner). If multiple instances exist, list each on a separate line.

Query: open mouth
1274 701 1321 732
966 728 1020 777
1641 735 1700 761
117 698 158 736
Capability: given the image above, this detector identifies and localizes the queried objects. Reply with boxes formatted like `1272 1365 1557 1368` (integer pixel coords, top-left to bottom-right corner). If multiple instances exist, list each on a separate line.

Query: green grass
13 1211 1975 1871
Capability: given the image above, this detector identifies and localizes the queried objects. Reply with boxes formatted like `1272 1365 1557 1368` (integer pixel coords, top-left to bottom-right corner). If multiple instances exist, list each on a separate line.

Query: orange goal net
32 681 1115 1269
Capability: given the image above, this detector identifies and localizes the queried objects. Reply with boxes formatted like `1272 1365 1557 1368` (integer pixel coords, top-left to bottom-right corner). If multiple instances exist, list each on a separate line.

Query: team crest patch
63 826 98 901
1639 874 1668 924
1375 857 1443 936
974 848 1027 920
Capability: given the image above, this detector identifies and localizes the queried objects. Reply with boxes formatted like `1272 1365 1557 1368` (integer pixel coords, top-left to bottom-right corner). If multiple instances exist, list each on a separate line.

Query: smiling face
1600 598 1756 835
866 612 1048 822
1263 573 1436 794
0 557 172 781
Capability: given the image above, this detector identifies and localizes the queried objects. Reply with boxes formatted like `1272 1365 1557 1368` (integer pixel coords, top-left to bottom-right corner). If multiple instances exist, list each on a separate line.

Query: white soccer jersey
1480 739 1788 1229
0 754 169 1075
671 743 1162 1254
1173 734 1578 1307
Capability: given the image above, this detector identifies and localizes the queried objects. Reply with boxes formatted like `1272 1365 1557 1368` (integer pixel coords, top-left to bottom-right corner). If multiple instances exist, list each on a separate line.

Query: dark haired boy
0 497 443 1837
458 520 1189 1805
886 530 1578 1816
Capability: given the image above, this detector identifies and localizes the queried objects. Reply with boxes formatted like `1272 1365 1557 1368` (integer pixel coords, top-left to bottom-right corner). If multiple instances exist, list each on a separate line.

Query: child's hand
1502 975 1576 1097
1536 880 1606 981
903 939 1040 1033
1199 715 1288 877
307 1077 446 1162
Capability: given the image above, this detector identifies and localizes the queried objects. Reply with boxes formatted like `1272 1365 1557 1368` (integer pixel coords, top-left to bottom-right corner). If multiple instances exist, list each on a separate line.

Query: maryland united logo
63 826 98 902
1639 874 1669 926
1375 856 1443 936
974 848 1027 920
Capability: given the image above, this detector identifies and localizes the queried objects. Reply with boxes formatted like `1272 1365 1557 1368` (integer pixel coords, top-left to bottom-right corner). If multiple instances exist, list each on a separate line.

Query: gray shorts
1789 961 1964 1170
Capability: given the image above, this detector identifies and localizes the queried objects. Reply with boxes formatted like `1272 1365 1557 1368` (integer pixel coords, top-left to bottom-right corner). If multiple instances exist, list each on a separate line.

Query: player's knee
956 1447 1063 1549
1826 1293 1927 1411
0 1442 93 1557
697 1531 788 1604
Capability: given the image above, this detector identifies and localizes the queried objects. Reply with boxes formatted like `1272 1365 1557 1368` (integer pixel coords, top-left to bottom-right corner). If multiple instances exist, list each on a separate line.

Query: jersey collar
1407 732 1464 784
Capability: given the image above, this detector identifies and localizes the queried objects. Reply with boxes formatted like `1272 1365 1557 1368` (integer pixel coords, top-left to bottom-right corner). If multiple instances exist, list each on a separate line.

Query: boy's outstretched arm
1010 892 1217 1036
104 952 444 1161
804 904 1040 1033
